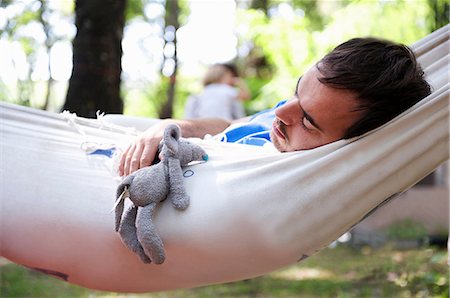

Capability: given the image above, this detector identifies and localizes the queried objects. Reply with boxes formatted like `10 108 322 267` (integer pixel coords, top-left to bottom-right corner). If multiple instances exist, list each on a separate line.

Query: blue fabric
216 100 286 146
88 148 116 158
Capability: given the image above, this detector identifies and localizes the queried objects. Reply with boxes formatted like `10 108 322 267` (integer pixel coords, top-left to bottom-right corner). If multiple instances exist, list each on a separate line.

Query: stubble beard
270 121 288 152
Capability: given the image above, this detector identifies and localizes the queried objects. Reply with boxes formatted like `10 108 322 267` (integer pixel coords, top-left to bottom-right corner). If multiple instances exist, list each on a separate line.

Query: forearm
163 118 231 139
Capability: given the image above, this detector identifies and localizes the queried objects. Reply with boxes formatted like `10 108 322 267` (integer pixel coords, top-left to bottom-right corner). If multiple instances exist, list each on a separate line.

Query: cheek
286 126 308 147
287 126 324 150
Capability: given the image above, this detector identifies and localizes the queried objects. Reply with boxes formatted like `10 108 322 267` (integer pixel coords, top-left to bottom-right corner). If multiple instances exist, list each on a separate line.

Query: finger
123 143 137 176
140 143 158 168
129 142 145 175
119 145 131 176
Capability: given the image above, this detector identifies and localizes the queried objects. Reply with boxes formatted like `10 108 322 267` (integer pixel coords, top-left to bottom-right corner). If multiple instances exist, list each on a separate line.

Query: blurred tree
291 0 326 31
251 0 269 15
121 0 189 119
37 0 57 110
1 0 444 118
237 0 433 113
63 0 126 117
0 0 74 110
158 0 180 119
0 0 40 107
125 0 145 20
427 0 449 32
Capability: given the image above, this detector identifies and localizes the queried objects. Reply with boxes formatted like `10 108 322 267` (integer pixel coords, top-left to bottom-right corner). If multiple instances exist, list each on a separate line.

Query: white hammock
0 25 448 293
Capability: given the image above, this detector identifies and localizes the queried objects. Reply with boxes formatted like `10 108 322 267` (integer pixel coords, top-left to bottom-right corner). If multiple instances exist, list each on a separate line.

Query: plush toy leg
136 203 165 264
119 205 151 263
167 157 189 210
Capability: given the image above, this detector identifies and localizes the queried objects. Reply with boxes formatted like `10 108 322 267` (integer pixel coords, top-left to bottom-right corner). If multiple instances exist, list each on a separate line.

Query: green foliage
1 0 443 115
291 0 327 31
427 0 450 31
236 9 310 110
14 8 39 27
1 245 448 297
126 0 190 26
123 82 161 117
1 265 88 297
1 1 39 36
123 74 195 119
236 0 433 113
323 0 430 46
125 0 146 21
1 0 74 109
0 0 14 8
243 76 271 115
384 219 429 241
171 77 198 119
175 0 191 26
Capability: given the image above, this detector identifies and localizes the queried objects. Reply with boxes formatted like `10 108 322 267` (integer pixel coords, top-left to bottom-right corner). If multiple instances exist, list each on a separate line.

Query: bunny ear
164 124 180 154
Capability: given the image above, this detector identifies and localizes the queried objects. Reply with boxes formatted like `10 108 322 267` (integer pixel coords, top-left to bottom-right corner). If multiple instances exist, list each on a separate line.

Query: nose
274 100 302 126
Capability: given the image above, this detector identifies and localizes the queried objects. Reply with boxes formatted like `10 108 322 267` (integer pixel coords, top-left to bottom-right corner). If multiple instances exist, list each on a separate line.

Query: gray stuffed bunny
114 124 208 264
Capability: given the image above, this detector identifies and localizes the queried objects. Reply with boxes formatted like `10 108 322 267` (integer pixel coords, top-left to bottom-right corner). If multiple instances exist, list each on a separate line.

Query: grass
1 244 448 298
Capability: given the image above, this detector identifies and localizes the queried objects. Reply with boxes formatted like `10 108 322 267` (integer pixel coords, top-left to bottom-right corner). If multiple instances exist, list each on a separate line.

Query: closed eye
303 110 322 132
301 117 315 131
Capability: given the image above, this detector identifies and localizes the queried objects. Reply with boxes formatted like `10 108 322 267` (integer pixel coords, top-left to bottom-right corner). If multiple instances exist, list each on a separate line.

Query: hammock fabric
1 25 449 293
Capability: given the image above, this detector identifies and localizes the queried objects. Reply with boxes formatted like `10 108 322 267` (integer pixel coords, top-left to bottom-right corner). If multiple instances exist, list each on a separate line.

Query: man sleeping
119 37 431 176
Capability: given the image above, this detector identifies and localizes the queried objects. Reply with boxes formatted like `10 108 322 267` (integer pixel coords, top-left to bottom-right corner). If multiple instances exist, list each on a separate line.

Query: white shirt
184 83 245 120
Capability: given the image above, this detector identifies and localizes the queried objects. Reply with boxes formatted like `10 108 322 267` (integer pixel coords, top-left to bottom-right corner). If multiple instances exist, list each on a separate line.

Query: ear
163 124 181 155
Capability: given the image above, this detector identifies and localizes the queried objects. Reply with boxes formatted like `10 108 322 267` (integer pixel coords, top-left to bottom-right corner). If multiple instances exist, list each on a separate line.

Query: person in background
184 63 251 120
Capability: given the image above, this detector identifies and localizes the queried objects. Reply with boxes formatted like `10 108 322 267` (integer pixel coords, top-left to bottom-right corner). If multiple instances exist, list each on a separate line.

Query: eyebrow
294 76 302 96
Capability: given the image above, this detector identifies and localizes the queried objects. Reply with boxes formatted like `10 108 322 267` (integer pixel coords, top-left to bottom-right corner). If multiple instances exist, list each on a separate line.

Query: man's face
270 66 365 152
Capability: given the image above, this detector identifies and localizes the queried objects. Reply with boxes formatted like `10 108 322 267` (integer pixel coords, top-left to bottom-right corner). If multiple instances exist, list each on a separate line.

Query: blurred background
0 0 448 118
0 0 449 297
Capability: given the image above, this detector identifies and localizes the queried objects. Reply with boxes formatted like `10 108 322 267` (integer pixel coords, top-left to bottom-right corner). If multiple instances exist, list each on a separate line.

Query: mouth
272 121 286 140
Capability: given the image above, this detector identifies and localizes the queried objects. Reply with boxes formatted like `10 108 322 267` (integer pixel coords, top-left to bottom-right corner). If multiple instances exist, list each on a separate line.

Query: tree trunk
63 0 126 117
158 0 180 119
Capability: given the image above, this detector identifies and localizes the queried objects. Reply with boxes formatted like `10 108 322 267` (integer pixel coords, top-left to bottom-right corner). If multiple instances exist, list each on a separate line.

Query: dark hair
203 63 240 86
317 37 431 138
221 62 239 77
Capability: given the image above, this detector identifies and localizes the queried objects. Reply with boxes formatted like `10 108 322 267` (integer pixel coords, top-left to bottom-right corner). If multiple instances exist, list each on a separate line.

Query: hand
231 77 242 87
119 117 230 176
232 78 251 101
119 120 174 176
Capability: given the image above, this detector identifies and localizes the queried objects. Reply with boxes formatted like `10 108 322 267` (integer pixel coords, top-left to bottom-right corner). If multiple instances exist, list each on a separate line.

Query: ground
1 243 448 298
